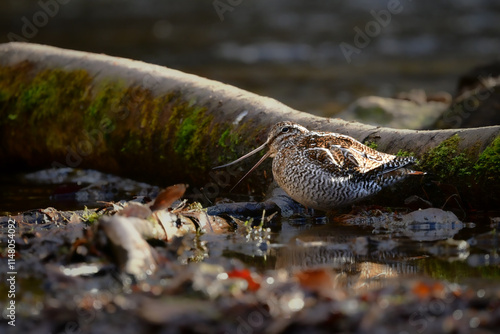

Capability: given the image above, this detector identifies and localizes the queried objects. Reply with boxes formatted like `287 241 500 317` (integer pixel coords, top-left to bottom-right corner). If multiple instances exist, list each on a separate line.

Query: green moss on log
0 62 226 180
166 99 213 171
419 134 473 180
363 140 378 150
396 149 415 157
215 122 256 163
218 128 232 148
0 65 95 154
215 121 272 168
419 134 499 186
474 135 500 183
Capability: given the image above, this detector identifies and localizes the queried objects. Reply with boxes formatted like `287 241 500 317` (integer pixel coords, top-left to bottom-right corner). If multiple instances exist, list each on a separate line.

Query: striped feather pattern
265 121 420 210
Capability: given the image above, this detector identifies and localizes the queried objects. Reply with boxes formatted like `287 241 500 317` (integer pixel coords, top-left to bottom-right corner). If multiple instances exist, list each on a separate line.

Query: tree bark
0 42 498 206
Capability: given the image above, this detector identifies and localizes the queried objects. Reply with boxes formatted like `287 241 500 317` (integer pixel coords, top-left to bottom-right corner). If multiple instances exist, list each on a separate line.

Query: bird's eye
281 127 289 133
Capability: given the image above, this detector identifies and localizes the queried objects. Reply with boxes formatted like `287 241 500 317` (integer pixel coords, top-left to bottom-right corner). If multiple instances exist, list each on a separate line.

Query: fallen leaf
119 202 152 219
69 213 82 224
227 269 261 292
150 184 188 211
295 268 336 296
412 281 431 298
41 207 59 221
411 281 445 299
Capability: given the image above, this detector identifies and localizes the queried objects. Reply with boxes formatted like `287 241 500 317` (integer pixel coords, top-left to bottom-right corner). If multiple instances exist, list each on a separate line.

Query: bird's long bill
213 142 268 169
228 150 272 192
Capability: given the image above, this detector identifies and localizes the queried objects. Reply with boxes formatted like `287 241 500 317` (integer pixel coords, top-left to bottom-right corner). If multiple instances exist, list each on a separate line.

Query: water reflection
207 210 500 287
338 207 466 241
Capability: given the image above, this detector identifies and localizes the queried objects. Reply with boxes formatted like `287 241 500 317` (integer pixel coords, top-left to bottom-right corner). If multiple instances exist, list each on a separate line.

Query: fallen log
0 43 498 207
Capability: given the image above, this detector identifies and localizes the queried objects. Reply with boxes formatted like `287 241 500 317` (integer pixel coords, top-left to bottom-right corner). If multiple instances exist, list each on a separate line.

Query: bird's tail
360 156 424 186
374 156 417 175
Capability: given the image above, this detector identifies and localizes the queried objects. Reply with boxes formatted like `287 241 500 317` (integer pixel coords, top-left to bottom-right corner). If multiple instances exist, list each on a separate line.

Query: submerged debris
337 207 465 241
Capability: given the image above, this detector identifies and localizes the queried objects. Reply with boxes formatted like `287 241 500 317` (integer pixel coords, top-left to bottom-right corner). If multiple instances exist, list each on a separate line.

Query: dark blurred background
1 0 499 117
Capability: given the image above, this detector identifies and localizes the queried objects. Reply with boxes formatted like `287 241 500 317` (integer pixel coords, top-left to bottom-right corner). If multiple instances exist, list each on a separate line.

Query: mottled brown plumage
216 121 420 211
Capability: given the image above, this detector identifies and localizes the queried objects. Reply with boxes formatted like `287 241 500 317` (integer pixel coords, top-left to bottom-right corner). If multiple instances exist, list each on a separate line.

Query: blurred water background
1 0 499 117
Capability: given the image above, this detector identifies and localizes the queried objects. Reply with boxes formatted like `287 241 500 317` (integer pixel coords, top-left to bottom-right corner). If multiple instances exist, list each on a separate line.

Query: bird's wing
304 147 347 174
302 133 414 174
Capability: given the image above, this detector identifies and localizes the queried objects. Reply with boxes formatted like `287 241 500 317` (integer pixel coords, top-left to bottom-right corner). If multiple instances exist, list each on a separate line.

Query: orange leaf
412 281 431 298
412 281 445 299
295 268 334 293
150 184 188 211
227 269 261 292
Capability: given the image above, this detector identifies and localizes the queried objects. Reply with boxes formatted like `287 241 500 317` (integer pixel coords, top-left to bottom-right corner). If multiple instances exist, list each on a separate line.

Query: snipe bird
215 121 422 211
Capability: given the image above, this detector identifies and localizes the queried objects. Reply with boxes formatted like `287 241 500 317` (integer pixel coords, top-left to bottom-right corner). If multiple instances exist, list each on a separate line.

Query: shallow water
2 168 498 289
0 169 160 215
2 169 500 334
204 212 500 290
